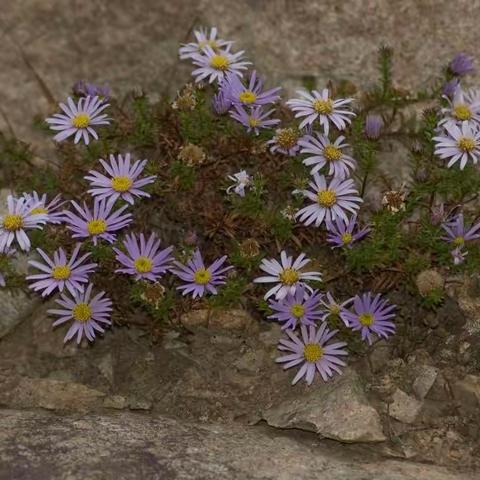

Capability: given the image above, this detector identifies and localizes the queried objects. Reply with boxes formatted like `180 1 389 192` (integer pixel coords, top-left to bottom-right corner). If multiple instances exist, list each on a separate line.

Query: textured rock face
0 409 471 480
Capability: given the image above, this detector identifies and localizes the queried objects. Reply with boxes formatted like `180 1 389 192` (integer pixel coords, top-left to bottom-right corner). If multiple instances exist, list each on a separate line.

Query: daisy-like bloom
268 287 323 330
63 198 132 246
439 88 480 127
27 244 97 297
267 127 305 156
276 324 348 385
226 170 253 197
224 71 281 107
171 249 233 298
326 215 370 249
230 105 280 135
190 45 250 84
23 191 65 224
342 292 396 345
73 80 110 100
298 133 356 179
318 292 353 326
295 174 362 228
212 88 232 115
434 121 480 169
365 113 383 139
441 213 480 248
382 187 407 213
179 27 233 60
254 251 322 300
442 78 460 98
48 283 112 344
451 246 468 265
449 53 475 77
45 96 110 145
113 232 174 282
85 153 156 205
0 195 47 252
286 89 355 135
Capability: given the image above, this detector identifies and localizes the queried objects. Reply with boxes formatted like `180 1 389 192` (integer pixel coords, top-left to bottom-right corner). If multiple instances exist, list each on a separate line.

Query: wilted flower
267 127 304 156
364 113 383 139
45 96 110 145
449 53 475 77
140 282 166 309
326 215 370 248
172 84 197 111
254 251 322 300
229 105 280 135
268 286 324 330
281 205 297 221
239 238 260 258
342 292 396 345
441 213 480 247
226 170 253 197
212 88 232 115
85 153 156 205
23 192 65 224
171 249 233 298
224 71 281 107
382 188 407 213
286 88 355 135
73 81 110 100
318 292 353 325
48 283 112 344
0 195 47 252
298 132 356 179
439 87 480 127
179 27 233 60
113 232 174 282
415 269 444 297
434 121 480 169
430 202 447 225
276 324 348 385
442 78 460 98
295 174 362 227
451 247 468 265
178 144 206 166
27 244 97 297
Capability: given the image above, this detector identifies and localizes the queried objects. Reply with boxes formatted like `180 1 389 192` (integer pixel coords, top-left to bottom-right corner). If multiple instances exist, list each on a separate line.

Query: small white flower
439 87 480 127
226 170 253 197
179 27 233 60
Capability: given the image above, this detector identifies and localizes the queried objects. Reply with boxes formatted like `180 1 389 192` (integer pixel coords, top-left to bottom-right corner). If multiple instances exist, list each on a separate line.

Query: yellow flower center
279 267 299 285
3 214 23 231
111 176 133 192
290 303 305 318
194 267 212 285
210 54 230 71
303 343 324 363
458 137 476 152
317 189 337 207
359 313 374 326
134 256 153 273
72 302 92 322
313 98 333 115
87 219 107 236
198 39 219 51
453 104 472 121
341 233 353 244
248 117 259 128
276 128 300 149
329 304 341 315
239 90 257 104
52 265 71 280
323 145 342 162
31 207 48 215
453 236 465 246
72 113 90 129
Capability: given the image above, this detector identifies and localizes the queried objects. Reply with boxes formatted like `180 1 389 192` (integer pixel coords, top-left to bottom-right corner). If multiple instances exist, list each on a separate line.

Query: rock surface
389 388 423 424
0 409 472 480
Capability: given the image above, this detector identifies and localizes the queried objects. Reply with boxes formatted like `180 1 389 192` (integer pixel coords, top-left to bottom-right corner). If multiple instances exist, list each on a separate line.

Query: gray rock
451 375 480 413
0 409 472 480
0 290 38 339
103 395 128 410
413 365 439 400
389 388 423 424
263 368 386 443
181 308 258 334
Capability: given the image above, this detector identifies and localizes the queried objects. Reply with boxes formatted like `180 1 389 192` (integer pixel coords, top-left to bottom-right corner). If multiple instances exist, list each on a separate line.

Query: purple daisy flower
434 122 480 170
73 81 110 100
226 170 253 197
326 215 370 248
267 127 307 156
450 53 475 77
286 89 355 135
276 324 348 385
85 153 156 205
0 195 47 252
179 27 233 60
212 88 233 115
27 244 97 297
113 232 174 282
190 45 250 84
298 132 356 179
23 191 65 224
451 246 467 265
268 286 323 330
342 292 396 345
63 198 132 245
318 292 353 326
439 87 480 127
364 114 384 139
224 71 281 107
171 249 233 298
230 105 280 135
48 283 112 344
442 78 460 98
45 96 110 145
254 251 322 300
441 213 480 248
295 174 362 227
